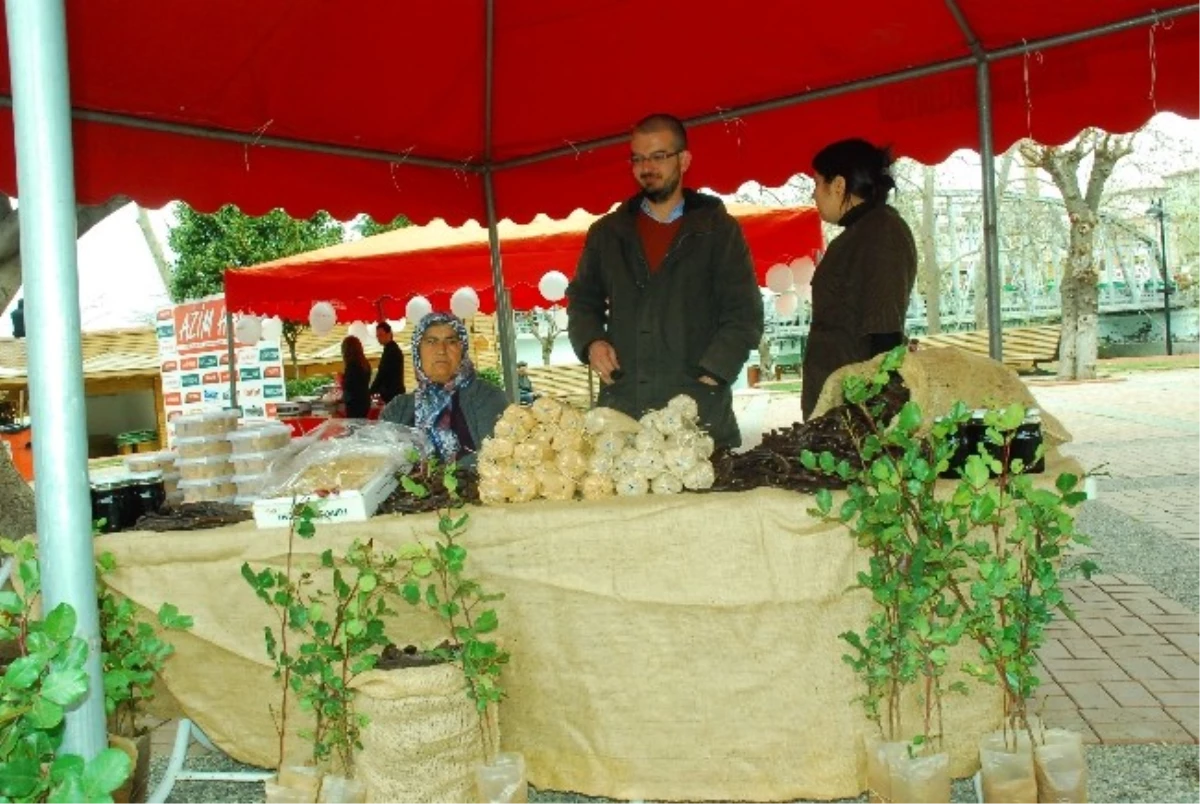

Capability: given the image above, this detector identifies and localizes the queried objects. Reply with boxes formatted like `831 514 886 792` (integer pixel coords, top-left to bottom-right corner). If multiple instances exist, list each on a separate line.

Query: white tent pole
4 0 107 758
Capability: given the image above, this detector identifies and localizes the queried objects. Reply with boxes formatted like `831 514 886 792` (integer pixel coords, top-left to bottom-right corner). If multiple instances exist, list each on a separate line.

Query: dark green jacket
566 190 763 448
379 379 508 468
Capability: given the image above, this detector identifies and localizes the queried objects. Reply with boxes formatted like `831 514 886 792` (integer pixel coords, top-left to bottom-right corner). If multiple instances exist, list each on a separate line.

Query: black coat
370 340 405 402
801 203 917 418
566 190 763 448
342 361 372 418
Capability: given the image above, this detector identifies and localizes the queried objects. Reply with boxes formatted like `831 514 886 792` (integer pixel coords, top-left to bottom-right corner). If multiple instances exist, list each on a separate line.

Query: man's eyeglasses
630 150 682 167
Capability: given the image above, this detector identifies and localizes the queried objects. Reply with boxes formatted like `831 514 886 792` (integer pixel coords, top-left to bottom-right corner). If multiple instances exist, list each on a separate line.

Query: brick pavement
1003 368 1199 745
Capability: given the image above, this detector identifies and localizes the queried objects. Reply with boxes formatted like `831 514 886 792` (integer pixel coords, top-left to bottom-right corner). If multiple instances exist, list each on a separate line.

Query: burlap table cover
96 456 1078 801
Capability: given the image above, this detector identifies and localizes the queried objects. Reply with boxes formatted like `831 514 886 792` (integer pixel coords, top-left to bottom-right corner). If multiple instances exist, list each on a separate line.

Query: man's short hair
375 321 392 334
633 113 688 152
517 361 528 368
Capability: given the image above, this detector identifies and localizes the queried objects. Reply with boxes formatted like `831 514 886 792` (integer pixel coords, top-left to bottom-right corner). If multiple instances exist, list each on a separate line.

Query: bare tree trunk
0 194 130 313
136 205 172 290
919 167 942 333
0 448 36 539
518 309 560 366
1021 130 1134 380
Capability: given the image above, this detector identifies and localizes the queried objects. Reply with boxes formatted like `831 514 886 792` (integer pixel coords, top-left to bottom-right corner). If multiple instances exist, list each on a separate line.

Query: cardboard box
251 468 398 529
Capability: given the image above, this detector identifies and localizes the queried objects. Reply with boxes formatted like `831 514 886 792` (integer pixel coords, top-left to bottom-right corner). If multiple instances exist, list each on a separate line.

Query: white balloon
349 321 372 342
405 296 432 325
234 314 262 344
390 318 406 333
765 263 794 293
261 316 283 341
309 301 337 335
774 291 799 317
552 306 569 329
789 255 817 286
538 270 570 303
450 286 481 319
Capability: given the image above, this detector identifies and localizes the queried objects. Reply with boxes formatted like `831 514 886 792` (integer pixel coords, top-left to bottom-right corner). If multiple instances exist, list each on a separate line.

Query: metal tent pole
4 0 107 758
946 0 1004 360
975 65 1004 360
483 0 518 401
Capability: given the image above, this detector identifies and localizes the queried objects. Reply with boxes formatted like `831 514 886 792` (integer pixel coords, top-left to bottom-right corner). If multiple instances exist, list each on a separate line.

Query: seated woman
380 312 508 468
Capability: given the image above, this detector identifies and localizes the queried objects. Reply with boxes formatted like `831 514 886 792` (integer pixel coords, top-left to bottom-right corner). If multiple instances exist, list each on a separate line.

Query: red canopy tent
223 205 824 321
0 1 1194 380
0 2 1192 225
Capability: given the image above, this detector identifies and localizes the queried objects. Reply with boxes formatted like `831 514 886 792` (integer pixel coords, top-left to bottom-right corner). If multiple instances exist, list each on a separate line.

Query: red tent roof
0 2 1193 225
224 205 825 320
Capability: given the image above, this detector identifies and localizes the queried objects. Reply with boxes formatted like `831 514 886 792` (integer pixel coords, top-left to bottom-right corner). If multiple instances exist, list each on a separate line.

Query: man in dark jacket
566 113 763 448
370 321 405 403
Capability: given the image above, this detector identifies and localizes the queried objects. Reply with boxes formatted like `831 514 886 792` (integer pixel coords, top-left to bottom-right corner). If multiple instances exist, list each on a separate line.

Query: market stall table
93 460 1076 801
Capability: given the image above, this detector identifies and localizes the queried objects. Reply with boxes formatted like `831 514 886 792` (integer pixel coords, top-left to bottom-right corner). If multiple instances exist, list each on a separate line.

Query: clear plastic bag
1034 729 1087 803
888 750 950 803
257 419 428 498
980 730 1037 803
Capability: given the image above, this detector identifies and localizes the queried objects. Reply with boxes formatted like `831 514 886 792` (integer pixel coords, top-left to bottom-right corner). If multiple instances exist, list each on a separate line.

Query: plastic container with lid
231 473 268 498
176 455 235 481
231 447 289 477
173 409 240 439
178 475 238 504
124 450 178 474
175 433 234 460
228 422 293 455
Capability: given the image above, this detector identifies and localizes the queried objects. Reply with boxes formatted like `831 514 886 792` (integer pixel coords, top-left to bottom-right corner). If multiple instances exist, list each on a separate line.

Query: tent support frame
4 0 108 760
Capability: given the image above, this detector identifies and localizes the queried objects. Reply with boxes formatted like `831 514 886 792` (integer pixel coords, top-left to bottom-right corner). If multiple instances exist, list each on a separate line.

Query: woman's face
418 323 464 384
812 172 848 224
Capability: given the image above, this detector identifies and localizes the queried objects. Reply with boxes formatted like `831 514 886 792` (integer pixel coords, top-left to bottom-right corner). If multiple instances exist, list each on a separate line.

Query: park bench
917 324 1061 374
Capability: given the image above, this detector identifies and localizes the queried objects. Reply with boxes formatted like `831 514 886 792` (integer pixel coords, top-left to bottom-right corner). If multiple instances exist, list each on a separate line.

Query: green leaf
401 582 420 605
5 655 43 689
40 669 90 707
358 574 377 593
0 589 22 614
475 609 499 633
345 619 365 637
814 489 832 516
42 603 77 643
28 696 64 729
425 584 440 607
897 401 922 433
49 755 84 784
82 747 132 796
0 758 42 799
158 603 194 630
411 559 434 578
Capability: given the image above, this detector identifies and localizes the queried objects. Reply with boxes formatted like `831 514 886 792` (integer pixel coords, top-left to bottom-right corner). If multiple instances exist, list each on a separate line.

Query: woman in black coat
339 335 372 419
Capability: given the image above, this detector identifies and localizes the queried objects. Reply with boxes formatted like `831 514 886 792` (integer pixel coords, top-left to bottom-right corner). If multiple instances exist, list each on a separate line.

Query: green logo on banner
259 347 280 362
264 384 285 399
240 367 262 382
181 374 201 387
156 324 174 339
198 354 220 369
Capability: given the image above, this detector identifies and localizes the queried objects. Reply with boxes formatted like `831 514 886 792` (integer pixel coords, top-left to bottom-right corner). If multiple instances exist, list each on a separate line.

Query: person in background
370 321 405 404
380 312 508 467
517 361 537 405
801 138 918 420
339 335 372 418
566 113 763 449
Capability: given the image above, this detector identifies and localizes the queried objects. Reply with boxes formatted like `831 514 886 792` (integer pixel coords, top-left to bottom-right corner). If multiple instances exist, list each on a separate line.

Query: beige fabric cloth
96 457 1076 802
811 347 1071 446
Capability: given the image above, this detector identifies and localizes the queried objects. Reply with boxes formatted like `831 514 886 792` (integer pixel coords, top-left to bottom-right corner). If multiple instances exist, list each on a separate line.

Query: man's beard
640 172 679 203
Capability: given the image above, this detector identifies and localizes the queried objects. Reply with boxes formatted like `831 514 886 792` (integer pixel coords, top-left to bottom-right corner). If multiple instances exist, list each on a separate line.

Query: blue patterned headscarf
412 312 476 462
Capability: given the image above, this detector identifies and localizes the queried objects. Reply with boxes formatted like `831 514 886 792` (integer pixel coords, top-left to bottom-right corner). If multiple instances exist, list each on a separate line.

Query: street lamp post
1146 198 1173 357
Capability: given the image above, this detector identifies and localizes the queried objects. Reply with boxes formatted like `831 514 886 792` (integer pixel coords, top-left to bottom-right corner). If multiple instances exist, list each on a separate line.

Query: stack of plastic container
123 449 181 508
173 410 240 504
228 421 295 507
